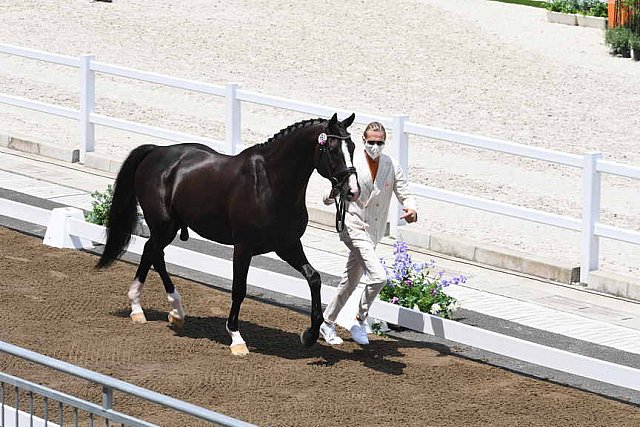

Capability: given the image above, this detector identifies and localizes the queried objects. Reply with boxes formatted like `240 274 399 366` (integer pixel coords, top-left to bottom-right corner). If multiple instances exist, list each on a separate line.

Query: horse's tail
96 144 157 269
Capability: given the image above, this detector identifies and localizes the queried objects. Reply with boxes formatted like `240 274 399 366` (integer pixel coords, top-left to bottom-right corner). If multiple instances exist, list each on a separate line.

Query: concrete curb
84 153 123 175
0 133 79 163
589 271 640 301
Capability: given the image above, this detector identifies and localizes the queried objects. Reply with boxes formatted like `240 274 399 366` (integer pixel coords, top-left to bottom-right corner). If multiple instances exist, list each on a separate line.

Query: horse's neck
263 135 315 202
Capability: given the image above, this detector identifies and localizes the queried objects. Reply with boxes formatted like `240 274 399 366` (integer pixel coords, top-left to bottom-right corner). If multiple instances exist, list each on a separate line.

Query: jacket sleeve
392 157 418 212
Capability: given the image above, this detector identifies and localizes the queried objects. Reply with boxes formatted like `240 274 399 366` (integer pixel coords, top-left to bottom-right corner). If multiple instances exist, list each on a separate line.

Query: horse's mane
259 118 326 149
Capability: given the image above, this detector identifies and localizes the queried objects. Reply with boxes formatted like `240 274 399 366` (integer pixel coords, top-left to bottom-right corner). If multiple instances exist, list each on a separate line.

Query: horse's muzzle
333 167 359 202
344 173 360 202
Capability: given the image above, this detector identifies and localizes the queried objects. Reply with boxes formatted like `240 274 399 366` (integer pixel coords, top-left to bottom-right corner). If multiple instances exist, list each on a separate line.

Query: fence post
389 114 409 238
102 385 113 426
43 207 94 250
79 54 96 164
225 83 241 155
580 151 602 284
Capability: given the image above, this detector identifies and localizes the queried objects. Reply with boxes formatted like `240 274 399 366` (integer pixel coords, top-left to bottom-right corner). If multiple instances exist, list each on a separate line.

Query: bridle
316 132 357 232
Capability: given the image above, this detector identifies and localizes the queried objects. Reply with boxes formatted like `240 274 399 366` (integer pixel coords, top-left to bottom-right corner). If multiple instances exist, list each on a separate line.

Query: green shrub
546 0 577 12
587 1 609 17
605 26 632 55
84 185 114 226
630 32 640 50
546 0 608 16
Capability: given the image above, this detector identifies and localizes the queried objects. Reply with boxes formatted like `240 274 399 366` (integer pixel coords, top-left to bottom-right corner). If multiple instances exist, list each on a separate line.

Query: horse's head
315 113 360 202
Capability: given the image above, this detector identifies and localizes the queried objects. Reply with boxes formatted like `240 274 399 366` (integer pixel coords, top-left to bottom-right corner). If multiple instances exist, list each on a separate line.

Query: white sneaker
350 320 370 345
320 322 343 345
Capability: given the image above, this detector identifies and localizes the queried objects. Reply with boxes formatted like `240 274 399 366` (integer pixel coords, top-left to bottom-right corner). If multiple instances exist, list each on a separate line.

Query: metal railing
1 43 639 284
0 341 255 427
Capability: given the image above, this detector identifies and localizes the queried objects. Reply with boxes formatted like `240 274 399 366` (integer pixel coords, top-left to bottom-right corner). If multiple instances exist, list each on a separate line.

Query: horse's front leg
227 244 252 356
276 240 323 347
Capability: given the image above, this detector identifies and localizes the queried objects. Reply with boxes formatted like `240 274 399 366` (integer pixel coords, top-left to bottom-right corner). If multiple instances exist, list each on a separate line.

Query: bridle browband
316 132 357 232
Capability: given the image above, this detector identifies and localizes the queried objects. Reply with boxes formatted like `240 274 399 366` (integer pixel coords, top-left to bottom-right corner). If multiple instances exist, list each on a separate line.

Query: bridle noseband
317 132 357 232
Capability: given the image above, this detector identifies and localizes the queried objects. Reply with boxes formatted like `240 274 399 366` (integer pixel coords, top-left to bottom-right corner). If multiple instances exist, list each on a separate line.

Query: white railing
1 44 639 284
3 198 640 393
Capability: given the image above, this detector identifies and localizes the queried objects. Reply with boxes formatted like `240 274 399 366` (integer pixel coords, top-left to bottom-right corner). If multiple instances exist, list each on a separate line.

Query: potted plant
378 241 465 321
630 32 640 60
605 26 632 56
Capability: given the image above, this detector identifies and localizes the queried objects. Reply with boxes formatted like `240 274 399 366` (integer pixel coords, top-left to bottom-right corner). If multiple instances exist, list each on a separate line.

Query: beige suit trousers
323 236 387 324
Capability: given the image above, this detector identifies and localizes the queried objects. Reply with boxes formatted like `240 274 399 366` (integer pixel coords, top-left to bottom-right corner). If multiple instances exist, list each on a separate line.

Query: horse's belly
190 219 233 245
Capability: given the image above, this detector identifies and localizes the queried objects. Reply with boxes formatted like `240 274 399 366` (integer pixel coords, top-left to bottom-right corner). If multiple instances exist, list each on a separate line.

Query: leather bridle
316 132 357 232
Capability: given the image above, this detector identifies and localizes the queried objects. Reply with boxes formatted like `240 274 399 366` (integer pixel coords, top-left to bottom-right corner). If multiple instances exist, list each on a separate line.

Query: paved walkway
2 146 640 356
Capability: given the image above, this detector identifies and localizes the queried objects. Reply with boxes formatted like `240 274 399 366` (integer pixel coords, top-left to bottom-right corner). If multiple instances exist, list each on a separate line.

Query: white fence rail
1 44 639 284
3 199 640 393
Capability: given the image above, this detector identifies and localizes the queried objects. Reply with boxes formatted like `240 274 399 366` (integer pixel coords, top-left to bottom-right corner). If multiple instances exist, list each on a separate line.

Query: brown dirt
1 226 639 427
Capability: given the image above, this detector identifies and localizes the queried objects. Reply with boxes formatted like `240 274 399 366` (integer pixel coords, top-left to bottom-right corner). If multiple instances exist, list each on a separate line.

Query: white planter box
546 11 578 26
577 15 608 30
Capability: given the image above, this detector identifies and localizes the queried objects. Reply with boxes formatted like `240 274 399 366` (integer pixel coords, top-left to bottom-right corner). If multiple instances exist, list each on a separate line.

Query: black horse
96 113 359 355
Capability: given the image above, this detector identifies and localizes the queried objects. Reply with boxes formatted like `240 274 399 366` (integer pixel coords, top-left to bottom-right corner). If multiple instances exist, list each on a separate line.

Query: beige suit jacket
324 151 417 245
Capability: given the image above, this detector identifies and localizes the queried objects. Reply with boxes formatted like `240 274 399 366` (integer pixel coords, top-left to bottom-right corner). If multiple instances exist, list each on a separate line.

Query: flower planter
633 48 640 61
577 15 608 30
547 11 578 26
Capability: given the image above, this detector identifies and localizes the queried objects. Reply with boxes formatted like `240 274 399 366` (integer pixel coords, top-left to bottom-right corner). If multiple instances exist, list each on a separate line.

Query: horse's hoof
230 343 249 356
130 312 147 324
168 312 185 330
300 328 318 348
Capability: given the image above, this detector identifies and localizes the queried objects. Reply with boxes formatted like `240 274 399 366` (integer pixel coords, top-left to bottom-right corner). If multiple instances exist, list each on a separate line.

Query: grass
488 0 548 8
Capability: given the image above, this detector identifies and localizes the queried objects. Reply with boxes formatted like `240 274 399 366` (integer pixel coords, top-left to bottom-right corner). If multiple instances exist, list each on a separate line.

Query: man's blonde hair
364 122 386 140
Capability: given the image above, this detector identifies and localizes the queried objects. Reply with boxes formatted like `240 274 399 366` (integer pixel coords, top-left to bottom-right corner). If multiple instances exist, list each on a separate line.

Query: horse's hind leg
150 222 186 330
226 244 252 356
276 240 322 347
128 240 155 323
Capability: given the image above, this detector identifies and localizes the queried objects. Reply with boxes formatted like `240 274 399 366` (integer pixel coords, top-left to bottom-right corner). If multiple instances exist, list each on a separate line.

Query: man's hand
400 208 417 223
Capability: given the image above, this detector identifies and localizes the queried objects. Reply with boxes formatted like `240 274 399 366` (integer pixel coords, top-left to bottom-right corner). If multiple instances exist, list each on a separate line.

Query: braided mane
259 117 326 149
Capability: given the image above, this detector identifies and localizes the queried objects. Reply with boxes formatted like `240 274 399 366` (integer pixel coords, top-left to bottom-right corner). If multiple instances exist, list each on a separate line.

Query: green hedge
546 0 608 17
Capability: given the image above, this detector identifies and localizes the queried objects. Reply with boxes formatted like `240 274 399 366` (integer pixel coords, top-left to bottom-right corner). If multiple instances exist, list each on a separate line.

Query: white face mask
364 142 384 160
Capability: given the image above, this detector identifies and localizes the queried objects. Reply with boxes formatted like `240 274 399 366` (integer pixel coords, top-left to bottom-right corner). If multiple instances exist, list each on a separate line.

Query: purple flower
391 296 399 304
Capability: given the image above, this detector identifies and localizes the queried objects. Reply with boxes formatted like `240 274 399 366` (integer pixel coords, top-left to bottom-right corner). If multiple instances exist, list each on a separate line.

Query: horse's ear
328 113 338 125
342 113 355 128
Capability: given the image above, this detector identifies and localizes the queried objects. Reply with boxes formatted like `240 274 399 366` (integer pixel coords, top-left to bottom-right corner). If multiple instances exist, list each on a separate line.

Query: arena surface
1 226 639 426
